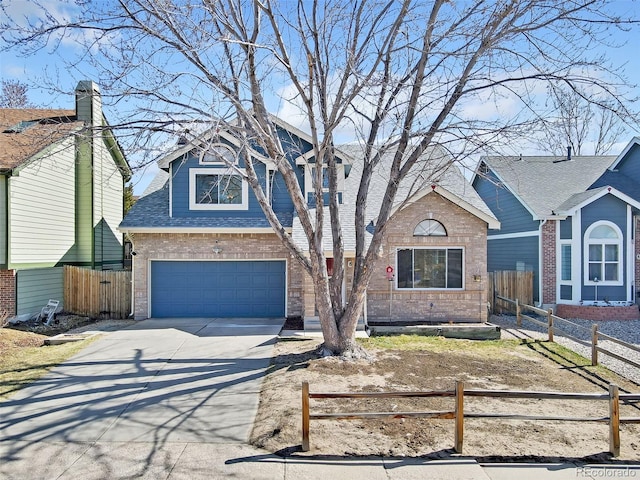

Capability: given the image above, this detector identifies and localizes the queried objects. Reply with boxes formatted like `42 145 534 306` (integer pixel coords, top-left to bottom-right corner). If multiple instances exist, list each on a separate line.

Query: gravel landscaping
491 314 640 385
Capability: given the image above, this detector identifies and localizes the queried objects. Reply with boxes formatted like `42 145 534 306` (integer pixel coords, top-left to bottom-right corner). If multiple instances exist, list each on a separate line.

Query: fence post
516 299 521 327
454 380 464 453
302 381 310 452
592 324 599 366
547 309 554 342
609 384 620 457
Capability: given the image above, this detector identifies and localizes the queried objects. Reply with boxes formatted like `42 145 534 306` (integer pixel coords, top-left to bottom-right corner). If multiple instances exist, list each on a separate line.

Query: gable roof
555 185 640 215
608 136 640 171
291 145 499 253
0 109 82 171
480 154 617 220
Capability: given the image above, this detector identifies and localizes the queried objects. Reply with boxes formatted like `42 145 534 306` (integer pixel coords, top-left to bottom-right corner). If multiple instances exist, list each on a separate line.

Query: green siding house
0 81 131 316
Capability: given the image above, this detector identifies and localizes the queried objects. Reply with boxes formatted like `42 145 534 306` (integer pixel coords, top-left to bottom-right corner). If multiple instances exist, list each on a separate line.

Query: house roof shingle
0 109 82 170
482 155 617 219
291 145 499 253
120 180 294 230
122 138 498 248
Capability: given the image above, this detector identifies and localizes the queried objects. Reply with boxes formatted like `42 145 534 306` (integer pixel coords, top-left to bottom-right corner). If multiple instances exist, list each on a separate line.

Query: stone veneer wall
366 193 489 323
131 232 304 320
0 269 16 316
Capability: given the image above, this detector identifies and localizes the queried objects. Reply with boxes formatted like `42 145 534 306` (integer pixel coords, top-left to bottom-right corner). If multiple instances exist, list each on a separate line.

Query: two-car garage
150 260 286 318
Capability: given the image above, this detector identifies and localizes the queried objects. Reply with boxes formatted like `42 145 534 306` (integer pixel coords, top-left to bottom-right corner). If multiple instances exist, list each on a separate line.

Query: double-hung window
397 248 463 289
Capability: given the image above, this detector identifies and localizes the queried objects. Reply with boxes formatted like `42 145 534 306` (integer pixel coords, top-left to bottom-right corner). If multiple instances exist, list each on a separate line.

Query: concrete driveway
0 317 285 479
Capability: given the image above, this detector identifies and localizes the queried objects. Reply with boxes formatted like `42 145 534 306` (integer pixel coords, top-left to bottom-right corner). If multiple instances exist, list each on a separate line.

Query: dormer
295 149 350 206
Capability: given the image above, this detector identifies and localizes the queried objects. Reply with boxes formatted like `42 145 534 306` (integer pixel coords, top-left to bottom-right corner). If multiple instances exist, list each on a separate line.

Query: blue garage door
151 261 286 318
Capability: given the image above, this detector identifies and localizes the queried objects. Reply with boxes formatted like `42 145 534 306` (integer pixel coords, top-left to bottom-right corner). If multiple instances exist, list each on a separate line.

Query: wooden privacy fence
64 265 131 319
497 295 640 370
301 381 640 456
488 271 534 314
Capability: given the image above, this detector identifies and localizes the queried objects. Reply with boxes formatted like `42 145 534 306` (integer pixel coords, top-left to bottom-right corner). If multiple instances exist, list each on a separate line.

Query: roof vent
552 145 572 164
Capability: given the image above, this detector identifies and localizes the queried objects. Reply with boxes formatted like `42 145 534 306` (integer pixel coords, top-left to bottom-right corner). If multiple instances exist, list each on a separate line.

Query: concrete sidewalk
1 441 638 479
1 318 638 479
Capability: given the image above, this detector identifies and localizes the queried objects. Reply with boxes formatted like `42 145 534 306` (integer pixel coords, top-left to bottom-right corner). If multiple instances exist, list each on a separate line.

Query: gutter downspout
538 219 547 308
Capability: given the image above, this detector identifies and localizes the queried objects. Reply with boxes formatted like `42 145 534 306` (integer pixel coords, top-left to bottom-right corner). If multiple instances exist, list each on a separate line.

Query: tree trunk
313 269 368 357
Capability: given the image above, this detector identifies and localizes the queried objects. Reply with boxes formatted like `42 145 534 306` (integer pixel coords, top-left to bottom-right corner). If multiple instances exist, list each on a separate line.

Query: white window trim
199 143 237 166
395 246 465 291
583 220 623 286
189 167 248 211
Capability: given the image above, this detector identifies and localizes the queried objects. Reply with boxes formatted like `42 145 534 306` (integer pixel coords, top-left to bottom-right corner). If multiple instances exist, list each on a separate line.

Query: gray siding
580 194 628 302
16 267 63 315
487 235 539 302
473 169 538 235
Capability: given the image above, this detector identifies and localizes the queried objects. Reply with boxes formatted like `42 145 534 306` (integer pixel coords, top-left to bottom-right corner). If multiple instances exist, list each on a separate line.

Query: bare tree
4 0 638 355
537 83 628 155
0 80 32 108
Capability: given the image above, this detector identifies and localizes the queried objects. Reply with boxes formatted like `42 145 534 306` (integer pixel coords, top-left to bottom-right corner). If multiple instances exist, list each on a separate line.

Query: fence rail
63 266 131 319
495 295 640 371
301 381 640 455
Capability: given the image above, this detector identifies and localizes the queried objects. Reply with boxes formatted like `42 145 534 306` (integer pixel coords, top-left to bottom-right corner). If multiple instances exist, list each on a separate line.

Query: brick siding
131 193 491 323
366 192 489 323
131 232 305 320
556 304 639 321
541 220 556 304
0 269 16 316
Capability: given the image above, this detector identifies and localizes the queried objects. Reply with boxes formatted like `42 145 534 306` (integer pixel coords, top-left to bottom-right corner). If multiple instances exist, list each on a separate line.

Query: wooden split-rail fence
301 381 640 456
497 295 640 371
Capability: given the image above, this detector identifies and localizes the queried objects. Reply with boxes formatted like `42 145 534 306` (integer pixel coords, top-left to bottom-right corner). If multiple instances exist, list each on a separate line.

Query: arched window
200 143 237 165
584 221 623 285
414 219 447 236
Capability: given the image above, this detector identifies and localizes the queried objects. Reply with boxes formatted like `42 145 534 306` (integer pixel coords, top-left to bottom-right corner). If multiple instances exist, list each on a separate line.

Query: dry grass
0 328 98 400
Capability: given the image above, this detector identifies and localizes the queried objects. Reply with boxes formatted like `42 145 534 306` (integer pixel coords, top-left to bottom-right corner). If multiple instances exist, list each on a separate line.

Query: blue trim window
397 248 463 289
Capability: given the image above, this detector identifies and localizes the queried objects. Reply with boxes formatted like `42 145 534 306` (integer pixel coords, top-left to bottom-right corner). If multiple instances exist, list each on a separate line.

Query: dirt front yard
250 335 640 462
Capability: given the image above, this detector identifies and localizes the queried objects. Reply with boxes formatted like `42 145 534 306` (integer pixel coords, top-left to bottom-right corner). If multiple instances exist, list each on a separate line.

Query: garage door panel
151 261 285 318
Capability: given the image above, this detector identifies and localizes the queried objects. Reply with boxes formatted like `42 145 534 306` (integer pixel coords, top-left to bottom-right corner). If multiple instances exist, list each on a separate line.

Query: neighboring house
472 138 640 318
120 117 499 323
0 81 131 316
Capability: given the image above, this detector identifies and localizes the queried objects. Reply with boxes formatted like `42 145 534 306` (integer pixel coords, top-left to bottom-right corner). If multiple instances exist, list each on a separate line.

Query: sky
1 0 640 195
